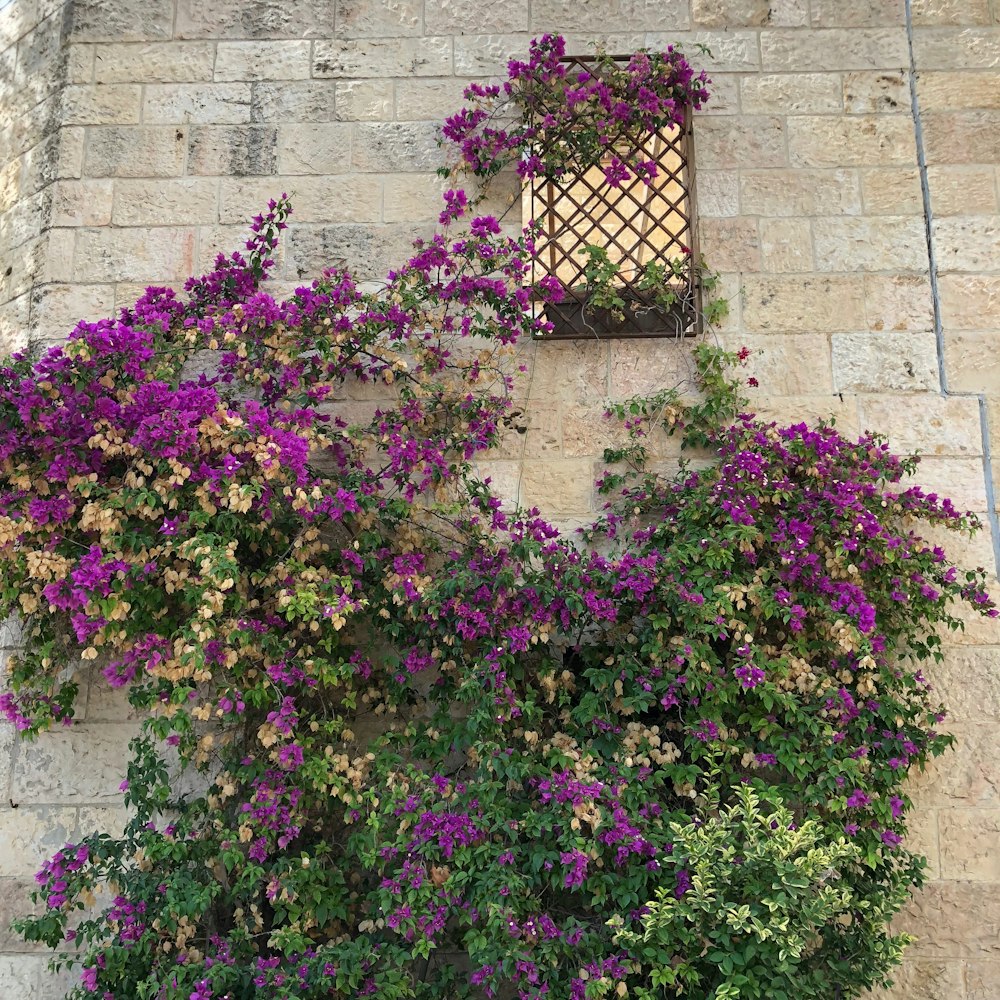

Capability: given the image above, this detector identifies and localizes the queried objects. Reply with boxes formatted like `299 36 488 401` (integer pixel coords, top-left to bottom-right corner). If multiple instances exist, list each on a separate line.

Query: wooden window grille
527 55 699 340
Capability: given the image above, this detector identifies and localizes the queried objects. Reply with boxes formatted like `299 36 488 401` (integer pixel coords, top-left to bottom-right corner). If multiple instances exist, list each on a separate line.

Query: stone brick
425 0 529 33
843 70 909 114
187 125 277 176
860 167 924 215
759 218 813 272
761 28 908 71
742 276 866 333
383 173 446 222
695 117 787 170
831 331 939 392
766 0 809 25
698 217 761 272
314 37 453 78
814 216 928 273
494 403 563 460
0 956 39 996
927 165 999 215
863 274 934 331
966 961 1000 999
352 122 442 172
73 228 197 283
519 459 594 515
333 80 394 122
788 116 916 166
868 960 963 1000
652 31 762 72
913 29 1000 70
896 882 1000 958
753 393 861 437
65 0 173 41
607 340 689 398
143 83 254 125
918 71 1000 110
84 126 187 178
740 169 862 216
944 332 1000 394
93 42 216 84
858 394 982 457
918 457 991 512
695 170 738 218
739 74 843 116
939 275 1000 330
934 217 1000 272
395 79 469 122
65 43 94 85
221 176 382 224
810 0 906 26
12 725 138 804
930 646 1000 720
0 877 44 953
336 0 423 37
250 80 390 123
215 41 312 82
112 178 220 226
277 123 353 174
451 34 532 77
692 0 769 26
0 294 31 358
0 808 77 876
530 0 689 31
911 0 995 24
914 724 1000 806
61 84 142 126
0 724 11 806
286 223 426 282
716 332 833 395
29 283 116 341
175 0 336 38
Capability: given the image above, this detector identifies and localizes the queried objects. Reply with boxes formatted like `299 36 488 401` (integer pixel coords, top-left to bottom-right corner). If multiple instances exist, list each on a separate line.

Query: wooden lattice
528 55 698 340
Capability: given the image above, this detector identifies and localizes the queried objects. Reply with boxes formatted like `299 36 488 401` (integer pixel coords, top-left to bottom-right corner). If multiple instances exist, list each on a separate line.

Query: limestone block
493 403 563 460
29 283 116 341
895 882 1000 959
759 218 814 273
57 127 85 180
187 125 278 176
858 393 982 458
739 74 843 115
608 339 690 398
911 0 995 25
73 228 196 283
715 332 833 395
93 42 216 84
215 40 312 82
927 165 999 215
945 595 1000 646
912 724 1000 806
0 877 43 952
810 0 906 26
939 275 1000 330
222 176 382 224
520 459 594 515
84 126 186 178
12 15 60 90
944 332 1000 394
913 29 1000 71
66 43 93 84
112 178 220 226
65 0 173 41
742 275 866 333
740 169 862 216
652 31 762 72
286 223 427 282
863 274 934 332
395 79 469 122
0 293 31 358
930 646 1000 721
0 191 47 249
867 960 963 1000
843 70 908 114
11 724 138 804
0 723 11 805
313 37 453 78
692 0 769 26
0 956 39 996
383 173 447 222
831 331 939 392
698 218 761 272
251 81 389 123
761 28 908 71
351 122 442 172
695 170 739 218
143 83 253 125
918 71 1000 110
966 961 1000 999
425 0 529 33
332 80 394 122
924 110 1000 166
36 963 77 1000
530 0 689 31
788 116 916 166
695 117 787 170
765 0 809 25
61 84 141 126
918 456 991 512
905 808 941 880
50 179 113 226
277 123 353 174
76 806 130 840
0 807 77 876
754 394 861 436
175 0 338 39
695 72 739 115
813 216 929 272
860 167 924 215
451 34 529 77
934 216 1000 272
335 0 422 37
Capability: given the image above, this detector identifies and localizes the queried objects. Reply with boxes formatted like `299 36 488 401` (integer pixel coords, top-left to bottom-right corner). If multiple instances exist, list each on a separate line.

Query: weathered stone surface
73 228 196 283
286 223 426 282
84 126 187 178
530 0 689 31
277 123 353 174
859 167 924 215
814 216 928 272
912 724 1000 806
753 393 861 436
716 332 834 395
65 0 174 41
0 877 45 953
523 340 610 401
215 40 312 82
29 283 116 341
607 339 689 398
314 37 453 78
742 276 867 333
895 882 1000 958
759 218 814 272
831 330 939 392
0 808 77 876
520 459 595 515
187 125 278 176
913 29 1000 70
425 0 529 32
919 71 1000 110
940 275 1000 330
93 42 216 83
695 117 788 170
927 165 999 216
222 176 382 224
911 0 994 23
0 956 39 996
966 961 1000 998
11 725 138 804
336 0 423 37
112 178 219 226
144 83 253 125
810 0 906 25
61 84 142 126
698 217 761 272
843 70 909 114
494 402 563 460
788 116 916 166
175 0 338 38
867 959 963 1000
858 394 982 457
740 169 862 216
740 73 843 115
50 179 113 226
864 274 934 331
692 0 769 27
761 28 908 71
383 173 446 222
924 111 1000 165
352 122 442 172
395 79 470 122
935 216 1000 272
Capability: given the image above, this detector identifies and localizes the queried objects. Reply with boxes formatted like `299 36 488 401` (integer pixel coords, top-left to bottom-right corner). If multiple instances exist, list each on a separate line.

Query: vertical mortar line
904 0 1000 579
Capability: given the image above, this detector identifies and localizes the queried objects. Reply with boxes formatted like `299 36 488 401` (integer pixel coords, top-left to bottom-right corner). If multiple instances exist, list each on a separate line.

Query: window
527 55 699 340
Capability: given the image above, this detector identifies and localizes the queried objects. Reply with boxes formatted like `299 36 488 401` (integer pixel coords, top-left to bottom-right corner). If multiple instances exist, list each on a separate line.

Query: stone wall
1 0 999 996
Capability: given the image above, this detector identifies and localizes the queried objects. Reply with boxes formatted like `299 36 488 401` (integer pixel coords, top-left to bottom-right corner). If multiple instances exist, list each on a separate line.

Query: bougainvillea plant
1 33 996 1000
